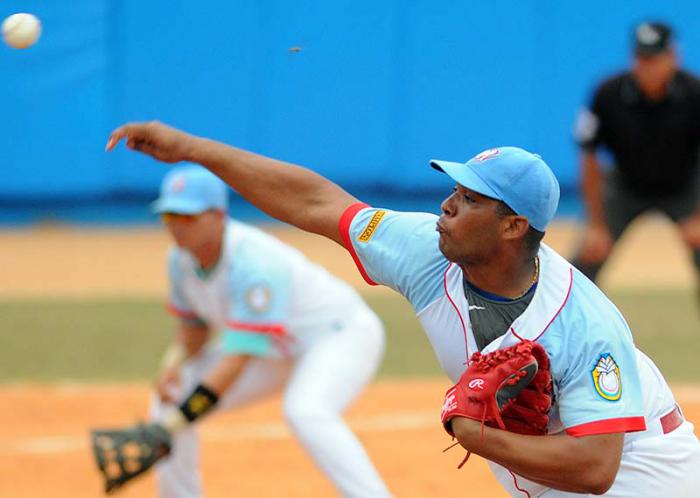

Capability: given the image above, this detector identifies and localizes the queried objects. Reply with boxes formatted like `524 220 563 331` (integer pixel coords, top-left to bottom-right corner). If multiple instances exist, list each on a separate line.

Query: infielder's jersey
340 203 690 496
167 219 366 358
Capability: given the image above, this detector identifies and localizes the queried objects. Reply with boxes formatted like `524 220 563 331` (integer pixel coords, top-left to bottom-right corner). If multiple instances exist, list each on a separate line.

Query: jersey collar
480 244 574 353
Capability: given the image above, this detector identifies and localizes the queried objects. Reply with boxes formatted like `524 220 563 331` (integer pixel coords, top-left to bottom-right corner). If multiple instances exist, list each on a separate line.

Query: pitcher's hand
106 121 198 164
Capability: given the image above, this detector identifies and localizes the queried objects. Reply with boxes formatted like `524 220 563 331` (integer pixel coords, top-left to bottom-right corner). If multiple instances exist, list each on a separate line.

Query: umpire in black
573 21 700 303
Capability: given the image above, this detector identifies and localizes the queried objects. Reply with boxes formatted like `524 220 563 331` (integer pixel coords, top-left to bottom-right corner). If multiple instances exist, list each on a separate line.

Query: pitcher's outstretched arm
107 121 360 245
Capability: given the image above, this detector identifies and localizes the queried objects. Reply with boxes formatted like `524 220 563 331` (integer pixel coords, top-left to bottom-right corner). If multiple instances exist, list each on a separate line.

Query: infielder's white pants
150 305 391 498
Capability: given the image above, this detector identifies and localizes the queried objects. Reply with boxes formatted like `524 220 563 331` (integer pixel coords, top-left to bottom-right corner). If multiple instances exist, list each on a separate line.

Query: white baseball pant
150 304 391 498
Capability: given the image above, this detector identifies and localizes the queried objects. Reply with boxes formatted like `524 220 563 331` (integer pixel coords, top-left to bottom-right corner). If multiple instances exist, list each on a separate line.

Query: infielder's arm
201 354 252 395
451 417 623 494
176 321 210 357
155 321 210 403
159 352 252 435
107 122 359 245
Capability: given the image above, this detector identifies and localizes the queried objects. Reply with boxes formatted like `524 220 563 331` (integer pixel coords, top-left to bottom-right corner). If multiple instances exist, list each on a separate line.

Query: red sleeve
565 416 646 438
338 202 378 286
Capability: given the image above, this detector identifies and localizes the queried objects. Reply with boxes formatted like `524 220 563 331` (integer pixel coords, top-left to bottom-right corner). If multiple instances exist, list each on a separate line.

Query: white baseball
2 13 42 49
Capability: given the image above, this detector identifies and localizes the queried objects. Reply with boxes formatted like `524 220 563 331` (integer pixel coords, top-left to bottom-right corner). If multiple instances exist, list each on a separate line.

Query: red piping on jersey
443 263 470 363
508 470 531 498
339 202 378 286
225 320 288 337
166 302 199 320
566 416 646 437
510 267 574 343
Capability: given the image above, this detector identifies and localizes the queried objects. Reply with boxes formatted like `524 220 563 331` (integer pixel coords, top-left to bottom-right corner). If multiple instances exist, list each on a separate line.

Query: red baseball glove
441 340 552 438
500 342 552 435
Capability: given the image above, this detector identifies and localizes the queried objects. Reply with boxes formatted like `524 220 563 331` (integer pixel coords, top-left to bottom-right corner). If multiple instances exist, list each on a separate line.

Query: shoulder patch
574 108 599 143
591 354 622 401
357 210 386 242
246 285 272 313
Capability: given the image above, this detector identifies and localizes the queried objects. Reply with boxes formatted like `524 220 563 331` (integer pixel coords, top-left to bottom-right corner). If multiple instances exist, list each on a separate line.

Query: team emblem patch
592 354 622 401
357 210 386 242
474 148 500 162
246 285 271 313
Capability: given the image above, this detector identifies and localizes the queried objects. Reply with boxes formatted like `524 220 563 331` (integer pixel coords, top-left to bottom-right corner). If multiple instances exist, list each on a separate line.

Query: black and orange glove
90 422 172 494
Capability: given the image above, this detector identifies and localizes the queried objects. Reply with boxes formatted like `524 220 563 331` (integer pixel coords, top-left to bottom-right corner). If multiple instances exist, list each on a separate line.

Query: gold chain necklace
512 256 539 300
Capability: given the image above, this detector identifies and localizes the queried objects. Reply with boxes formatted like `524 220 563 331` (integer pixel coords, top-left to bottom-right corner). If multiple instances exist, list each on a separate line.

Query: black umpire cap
634 21 673 57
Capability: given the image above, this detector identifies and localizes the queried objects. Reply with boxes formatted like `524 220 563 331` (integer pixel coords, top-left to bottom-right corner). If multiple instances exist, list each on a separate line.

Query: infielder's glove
90 422 172 494
441 340 552 441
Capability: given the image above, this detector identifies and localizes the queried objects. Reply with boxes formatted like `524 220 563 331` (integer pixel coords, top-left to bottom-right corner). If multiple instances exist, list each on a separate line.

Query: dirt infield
1 381 698 498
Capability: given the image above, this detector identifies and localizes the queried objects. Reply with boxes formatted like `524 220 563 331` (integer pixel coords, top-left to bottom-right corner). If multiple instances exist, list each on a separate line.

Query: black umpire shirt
575 70 700 196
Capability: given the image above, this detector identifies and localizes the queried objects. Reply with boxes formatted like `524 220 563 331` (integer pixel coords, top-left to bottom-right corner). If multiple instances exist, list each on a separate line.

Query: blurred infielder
102 122 700 497
91 165 391 498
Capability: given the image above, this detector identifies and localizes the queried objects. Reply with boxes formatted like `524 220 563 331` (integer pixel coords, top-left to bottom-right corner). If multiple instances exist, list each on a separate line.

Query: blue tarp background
2 1 699 223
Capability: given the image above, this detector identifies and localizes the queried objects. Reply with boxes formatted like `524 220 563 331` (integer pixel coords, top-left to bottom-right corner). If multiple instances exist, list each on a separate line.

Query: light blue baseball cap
430 146 560 231
151 164 228 215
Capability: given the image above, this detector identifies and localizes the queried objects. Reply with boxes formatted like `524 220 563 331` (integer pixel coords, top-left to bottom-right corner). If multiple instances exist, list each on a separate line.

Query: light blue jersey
340 203 689 496
168 219 366 358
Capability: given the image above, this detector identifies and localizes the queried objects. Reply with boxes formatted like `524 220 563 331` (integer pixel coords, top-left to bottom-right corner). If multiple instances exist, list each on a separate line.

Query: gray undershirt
463 279 536 351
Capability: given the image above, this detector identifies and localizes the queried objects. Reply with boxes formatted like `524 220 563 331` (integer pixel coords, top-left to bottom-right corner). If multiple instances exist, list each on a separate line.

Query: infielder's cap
634 21 673 57
430 146 560 232
151 164 228 215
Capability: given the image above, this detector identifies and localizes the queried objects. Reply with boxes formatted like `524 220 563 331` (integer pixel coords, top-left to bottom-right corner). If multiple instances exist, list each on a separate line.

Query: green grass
607 290 700 382
0 290 697 382
0 299 171 381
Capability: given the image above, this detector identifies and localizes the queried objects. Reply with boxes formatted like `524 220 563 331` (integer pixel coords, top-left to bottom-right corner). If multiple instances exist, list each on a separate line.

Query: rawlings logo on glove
441 340 552 439
468 378 485 390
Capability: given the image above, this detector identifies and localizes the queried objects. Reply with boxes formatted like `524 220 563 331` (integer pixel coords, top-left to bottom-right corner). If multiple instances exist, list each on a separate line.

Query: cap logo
474 148 500 162
637 24 660 45
169 175 186 193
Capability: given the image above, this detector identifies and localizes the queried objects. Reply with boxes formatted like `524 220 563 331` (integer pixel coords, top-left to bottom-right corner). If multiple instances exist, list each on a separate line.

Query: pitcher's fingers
106 135 119 151
105 126 129 151
131 139 155 154
106 122 145 151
